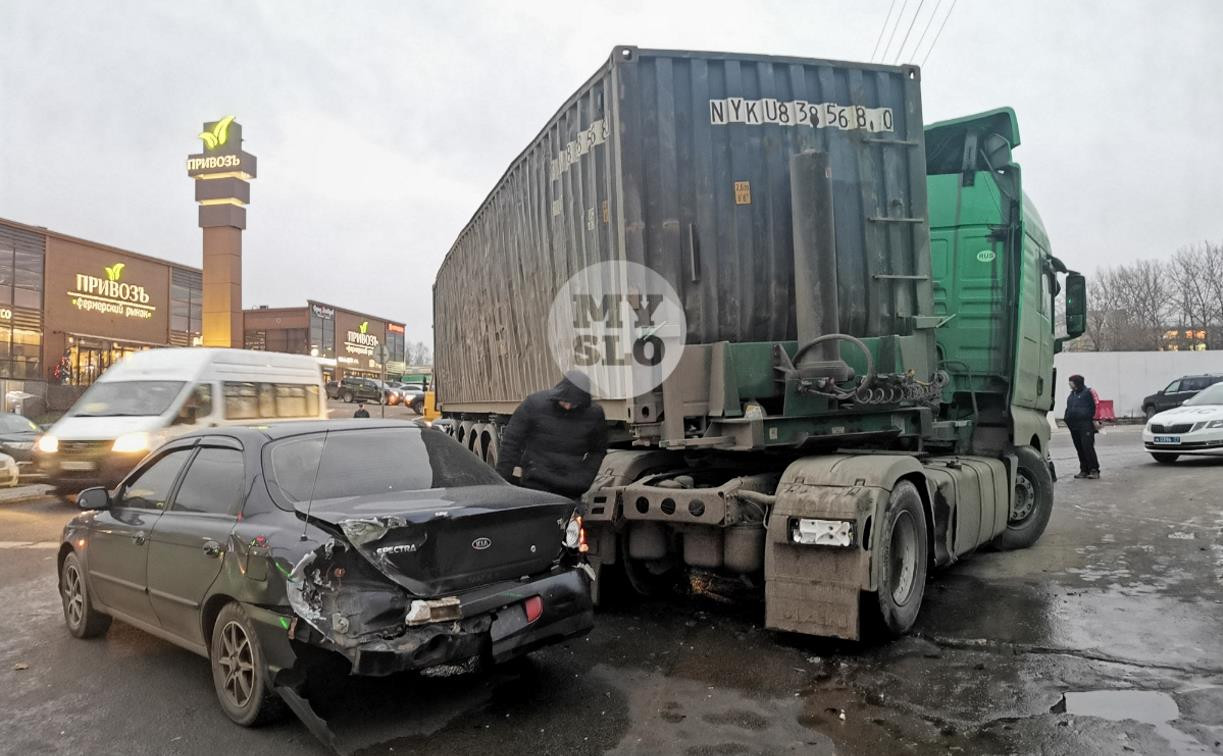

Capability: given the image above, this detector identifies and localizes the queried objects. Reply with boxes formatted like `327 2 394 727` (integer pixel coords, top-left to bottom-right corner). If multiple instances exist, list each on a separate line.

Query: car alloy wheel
62 561 84 629
217 620 256 710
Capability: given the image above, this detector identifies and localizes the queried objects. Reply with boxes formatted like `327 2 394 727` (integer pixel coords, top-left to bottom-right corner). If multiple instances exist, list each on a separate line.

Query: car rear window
266 426 504 508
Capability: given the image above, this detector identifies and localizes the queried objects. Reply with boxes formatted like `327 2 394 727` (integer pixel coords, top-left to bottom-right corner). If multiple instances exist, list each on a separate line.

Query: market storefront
249 300 405 381
0 217 203 390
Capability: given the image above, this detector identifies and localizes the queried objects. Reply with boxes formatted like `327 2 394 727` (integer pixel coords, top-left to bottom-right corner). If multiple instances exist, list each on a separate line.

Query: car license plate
61 460 97 471
1153 436 1180 444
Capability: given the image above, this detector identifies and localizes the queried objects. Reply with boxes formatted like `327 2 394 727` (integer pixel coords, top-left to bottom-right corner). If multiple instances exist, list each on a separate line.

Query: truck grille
1150 423 1193 434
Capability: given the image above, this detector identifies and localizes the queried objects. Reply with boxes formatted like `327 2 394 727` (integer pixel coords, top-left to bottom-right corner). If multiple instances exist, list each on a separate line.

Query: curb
0 485 54 504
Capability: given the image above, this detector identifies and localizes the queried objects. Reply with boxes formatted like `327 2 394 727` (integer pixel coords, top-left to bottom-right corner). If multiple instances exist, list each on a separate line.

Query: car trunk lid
302 484 573 596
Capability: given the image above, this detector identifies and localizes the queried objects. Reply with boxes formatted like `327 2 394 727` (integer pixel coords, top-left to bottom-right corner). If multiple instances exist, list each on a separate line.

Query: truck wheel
993 446 1054 551
1151 453 1179 464
869 481 928 637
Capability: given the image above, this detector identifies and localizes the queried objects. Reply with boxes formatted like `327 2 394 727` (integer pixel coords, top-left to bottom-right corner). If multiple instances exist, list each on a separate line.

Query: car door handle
202 540 223 558
132 531 146 545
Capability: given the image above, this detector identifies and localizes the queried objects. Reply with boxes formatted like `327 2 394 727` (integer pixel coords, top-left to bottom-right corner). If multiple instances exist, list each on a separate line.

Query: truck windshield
1184 383 1223 406
70 381 186 417
266 426 505 510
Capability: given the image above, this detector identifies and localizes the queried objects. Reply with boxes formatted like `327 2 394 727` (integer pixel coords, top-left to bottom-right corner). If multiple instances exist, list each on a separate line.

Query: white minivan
36 348 327 494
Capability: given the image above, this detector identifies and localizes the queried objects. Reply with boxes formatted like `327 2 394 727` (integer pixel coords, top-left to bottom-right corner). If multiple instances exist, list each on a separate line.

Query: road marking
0 541 59 549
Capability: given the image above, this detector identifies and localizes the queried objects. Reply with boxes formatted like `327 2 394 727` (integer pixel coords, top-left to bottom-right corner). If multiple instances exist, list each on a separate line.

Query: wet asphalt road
1 426 1221 755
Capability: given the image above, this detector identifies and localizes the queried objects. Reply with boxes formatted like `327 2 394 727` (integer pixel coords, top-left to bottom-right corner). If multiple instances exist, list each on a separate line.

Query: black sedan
0 411 39 465
57 420 593 728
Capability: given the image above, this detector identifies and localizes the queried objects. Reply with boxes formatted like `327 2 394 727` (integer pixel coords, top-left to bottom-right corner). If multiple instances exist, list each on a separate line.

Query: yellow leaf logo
197 115 236 151
359 321 369 334
104 263 125 282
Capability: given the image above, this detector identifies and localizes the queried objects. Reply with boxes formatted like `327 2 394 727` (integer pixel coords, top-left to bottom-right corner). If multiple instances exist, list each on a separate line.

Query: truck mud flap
764 467 884 641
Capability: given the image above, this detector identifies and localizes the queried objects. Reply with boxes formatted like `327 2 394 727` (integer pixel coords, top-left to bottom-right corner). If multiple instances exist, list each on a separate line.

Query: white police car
1143 382 1223 463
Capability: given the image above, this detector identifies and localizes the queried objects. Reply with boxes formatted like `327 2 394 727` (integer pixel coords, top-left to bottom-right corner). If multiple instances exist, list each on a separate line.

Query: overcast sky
3 1 1221 344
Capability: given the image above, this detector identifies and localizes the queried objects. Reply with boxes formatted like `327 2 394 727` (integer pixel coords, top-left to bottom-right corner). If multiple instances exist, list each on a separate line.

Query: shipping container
435 46 929 413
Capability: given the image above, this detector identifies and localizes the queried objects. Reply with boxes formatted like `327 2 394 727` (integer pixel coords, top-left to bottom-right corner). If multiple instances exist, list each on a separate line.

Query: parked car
1141 374 1223 419
387 382 425 413
1143 381 1223 463
35 349 326 496
333 377 384 404
0 451 19 487
324 380 341 400
0 412 40 472
58 420 593 726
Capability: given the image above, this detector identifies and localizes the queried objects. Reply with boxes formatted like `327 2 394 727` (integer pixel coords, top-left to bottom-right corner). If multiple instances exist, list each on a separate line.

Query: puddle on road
1051 690 1208 754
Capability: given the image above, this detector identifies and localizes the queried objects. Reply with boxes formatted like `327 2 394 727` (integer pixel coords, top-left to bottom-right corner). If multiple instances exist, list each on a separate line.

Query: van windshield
71 381 186 417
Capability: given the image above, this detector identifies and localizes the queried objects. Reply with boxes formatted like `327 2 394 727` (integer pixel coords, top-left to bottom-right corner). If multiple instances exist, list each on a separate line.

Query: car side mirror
77 487 110 510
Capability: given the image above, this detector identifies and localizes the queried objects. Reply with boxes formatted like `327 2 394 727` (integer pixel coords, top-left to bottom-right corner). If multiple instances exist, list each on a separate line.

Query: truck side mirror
1064 272 1087 339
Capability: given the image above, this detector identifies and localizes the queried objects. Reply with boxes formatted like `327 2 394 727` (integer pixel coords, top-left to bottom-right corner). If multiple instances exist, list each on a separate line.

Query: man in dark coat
353 403 370 419
496 371 608 498
1064 374 1099 479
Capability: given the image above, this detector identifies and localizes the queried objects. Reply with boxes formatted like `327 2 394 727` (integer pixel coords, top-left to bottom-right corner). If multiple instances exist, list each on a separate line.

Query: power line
878 0 910 63
905 0 943 65
870 0 900 62
892 0 928 65
919 0 958 68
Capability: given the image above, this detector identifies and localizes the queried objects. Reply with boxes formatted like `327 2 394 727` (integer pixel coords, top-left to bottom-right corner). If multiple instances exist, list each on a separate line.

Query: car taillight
524 595 543 624
578 517 588 554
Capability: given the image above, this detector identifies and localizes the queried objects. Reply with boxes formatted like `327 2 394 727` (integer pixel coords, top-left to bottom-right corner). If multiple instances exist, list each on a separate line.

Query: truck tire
993 446 1054 551
1151 453 1179 464
869 481 928 637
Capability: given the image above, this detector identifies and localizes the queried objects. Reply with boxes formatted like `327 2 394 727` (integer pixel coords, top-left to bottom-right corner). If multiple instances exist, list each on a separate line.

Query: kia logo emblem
472 537 492 551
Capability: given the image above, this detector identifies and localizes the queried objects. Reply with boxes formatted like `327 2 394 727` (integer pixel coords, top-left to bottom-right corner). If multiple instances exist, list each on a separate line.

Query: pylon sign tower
186 116 257 348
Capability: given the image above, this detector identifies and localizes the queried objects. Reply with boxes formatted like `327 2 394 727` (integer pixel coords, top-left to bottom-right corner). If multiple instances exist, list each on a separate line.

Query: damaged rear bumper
286 567 593 677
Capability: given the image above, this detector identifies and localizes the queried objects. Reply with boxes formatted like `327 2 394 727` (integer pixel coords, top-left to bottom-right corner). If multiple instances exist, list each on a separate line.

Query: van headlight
112 432 151 454
36 434 58 454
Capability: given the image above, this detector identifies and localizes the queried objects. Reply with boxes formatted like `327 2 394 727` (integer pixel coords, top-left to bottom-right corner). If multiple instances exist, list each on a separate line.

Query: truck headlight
36 434 58 454
790 518 855 547
112 432 151 454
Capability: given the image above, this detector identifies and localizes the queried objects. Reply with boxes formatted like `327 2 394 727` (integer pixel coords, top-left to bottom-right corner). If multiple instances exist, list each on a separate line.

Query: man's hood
549 371 593 408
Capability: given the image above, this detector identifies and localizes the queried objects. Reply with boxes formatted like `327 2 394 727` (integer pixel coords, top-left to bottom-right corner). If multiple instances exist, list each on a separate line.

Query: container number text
709 98 894 132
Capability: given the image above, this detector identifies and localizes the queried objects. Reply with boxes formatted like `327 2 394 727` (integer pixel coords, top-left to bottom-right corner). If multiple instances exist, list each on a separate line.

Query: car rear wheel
60 551 111 638
868 481 928 637
341 390 354 403
210 602 283 727
1144 405 1157 420
1151 452 1179 464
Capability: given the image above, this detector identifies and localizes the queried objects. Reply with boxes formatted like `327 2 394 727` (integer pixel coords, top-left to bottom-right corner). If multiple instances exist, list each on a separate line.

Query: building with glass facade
0 217 203 388
1 216 407 392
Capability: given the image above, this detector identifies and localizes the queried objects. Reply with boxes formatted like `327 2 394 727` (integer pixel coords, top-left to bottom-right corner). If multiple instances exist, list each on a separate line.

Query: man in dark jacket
496 371 608 498
1064 374 1099 479
353 403 370 419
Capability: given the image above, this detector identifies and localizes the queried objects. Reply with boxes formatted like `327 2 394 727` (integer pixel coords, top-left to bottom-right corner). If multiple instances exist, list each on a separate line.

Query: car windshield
1183 382 1223 406
70 381 186 417
0 414 37 433
266 426 505 509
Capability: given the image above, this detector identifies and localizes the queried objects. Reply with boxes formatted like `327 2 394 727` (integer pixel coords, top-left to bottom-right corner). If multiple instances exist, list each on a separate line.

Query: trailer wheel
993 446 1054 551
869 481 928 637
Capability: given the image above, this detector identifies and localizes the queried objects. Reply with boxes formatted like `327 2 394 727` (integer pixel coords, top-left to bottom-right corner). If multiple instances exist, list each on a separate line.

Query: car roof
174 419 424 444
